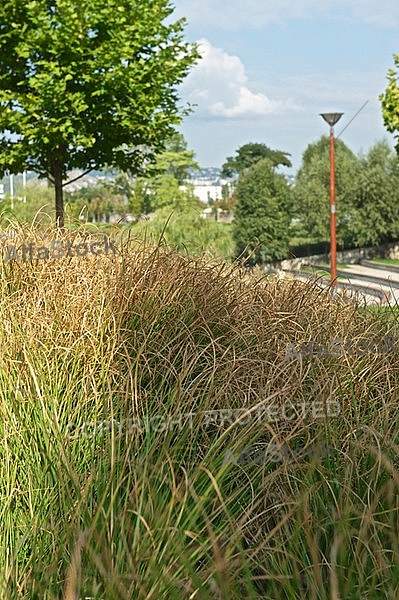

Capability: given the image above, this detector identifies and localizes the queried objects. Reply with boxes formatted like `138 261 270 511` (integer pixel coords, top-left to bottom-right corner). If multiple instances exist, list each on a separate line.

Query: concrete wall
263 241 399 273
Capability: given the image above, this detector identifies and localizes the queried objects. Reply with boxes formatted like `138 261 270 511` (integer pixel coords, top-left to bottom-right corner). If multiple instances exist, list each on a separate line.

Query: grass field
371 258 399 266
297 265 347 280
1 222 399 599
316 262 349 270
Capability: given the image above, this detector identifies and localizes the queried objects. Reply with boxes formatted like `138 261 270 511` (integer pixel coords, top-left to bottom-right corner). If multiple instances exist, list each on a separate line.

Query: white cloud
348 0 399 27
211 87 277 117
182 39 295 118
174 0 399 29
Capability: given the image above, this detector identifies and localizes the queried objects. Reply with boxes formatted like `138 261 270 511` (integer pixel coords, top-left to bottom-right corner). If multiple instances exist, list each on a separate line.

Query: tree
233 158 292 265
293 136 360 245
65 180 124 223
380 54 399 154
351 140 399 246
150 174 198 210
214 184 237 215
130 131 199 213
0 0 199 227
153 131 199 184
221 142 292 178
129 177 152 216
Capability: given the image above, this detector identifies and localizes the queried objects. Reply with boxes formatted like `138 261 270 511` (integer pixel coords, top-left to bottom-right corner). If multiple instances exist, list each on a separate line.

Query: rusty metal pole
320 112 343 290
329 125 337 287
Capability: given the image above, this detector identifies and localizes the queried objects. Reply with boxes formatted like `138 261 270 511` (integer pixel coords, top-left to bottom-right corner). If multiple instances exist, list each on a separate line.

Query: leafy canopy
221 142 292 178
233 158 292 265
127 131 200 214
0 0 199 226
64 132 200 218
380 53 399 154
293 136 399 248
293 135 359 244
152 131 199 185
352 140 399 246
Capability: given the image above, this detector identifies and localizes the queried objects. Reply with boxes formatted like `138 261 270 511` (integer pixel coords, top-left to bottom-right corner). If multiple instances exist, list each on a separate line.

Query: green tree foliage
0 0 199 227
293 137 399 249
131 132 200 213
380 53 399 154
153 131 199 184
0 179 55 226
65 180 125 223
111 173 134 206
150 175 198 211
132 205 234 259
233 158 292 265
65 133 200 220
129 178 152 216
221 142 292 178
293 136 360 245
212 185 237 217
352 140 399 246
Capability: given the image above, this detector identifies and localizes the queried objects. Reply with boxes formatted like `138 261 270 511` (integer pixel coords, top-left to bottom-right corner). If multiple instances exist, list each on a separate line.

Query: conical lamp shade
320 112 344 127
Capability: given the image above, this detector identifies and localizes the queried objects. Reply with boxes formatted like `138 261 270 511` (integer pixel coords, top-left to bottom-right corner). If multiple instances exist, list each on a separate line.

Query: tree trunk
53 159 64 229
50 151 65 229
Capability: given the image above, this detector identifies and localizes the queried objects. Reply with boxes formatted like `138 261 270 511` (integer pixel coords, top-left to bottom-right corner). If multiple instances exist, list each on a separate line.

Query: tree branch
62 166 98 188
29 164 54 184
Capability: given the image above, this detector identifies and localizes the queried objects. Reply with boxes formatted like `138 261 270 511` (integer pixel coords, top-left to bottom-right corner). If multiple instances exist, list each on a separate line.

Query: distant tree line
227 139 399 265
63 132 201 222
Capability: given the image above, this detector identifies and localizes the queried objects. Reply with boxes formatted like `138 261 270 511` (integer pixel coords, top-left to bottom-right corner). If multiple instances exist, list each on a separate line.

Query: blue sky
173 0 399 174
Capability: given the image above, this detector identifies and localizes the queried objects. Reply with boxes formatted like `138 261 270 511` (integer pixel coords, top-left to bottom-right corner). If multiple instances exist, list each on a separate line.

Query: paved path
286 263 399 306
335 264 399 305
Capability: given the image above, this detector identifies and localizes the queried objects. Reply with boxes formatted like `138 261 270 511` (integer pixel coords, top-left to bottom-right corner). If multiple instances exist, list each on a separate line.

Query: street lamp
320 112 343 288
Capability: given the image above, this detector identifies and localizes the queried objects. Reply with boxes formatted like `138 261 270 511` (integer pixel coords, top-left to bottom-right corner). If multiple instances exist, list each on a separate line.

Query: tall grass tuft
0 221 399 599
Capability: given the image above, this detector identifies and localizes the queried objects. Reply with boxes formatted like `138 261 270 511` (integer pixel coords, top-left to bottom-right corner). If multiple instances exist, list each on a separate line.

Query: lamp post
23 167 27 202
9 172 14 210
320 112 343 288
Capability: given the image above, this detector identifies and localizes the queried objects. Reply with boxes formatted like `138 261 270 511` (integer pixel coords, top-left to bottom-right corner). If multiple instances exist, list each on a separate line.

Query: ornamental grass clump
1 221 399 599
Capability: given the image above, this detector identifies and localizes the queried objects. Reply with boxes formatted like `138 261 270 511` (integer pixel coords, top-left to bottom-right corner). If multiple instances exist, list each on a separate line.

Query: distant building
190 182 223 204
187 167 234 205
